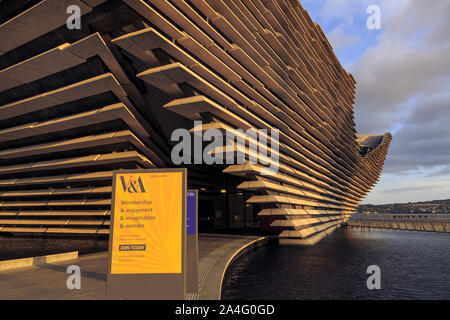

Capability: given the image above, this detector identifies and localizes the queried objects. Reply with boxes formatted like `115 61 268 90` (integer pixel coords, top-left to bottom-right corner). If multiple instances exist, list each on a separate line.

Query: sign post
186 190 199 294
106 168 187 300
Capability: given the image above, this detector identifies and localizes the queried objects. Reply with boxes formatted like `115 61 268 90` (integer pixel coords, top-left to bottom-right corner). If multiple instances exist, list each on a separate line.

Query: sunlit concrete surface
0 234 273 300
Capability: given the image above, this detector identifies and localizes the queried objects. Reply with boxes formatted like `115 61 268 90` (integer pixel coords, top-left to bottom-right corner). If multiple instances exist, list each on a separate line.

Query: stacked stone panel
0 0 391 242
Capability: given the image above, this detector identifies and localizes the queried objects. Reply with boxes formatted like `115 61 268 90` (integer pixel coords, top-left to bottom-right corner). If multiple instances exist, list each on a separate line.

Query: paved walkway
0 234 273 300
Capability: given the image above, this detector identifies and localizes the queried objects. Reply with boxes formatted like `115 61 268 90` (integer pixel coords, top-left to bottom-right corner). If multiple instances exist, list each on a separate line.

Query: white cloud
316 0 372 25
327 24 359 49
351 0 450 134
318 0 450 203
302 0 450 203
362 172 450 204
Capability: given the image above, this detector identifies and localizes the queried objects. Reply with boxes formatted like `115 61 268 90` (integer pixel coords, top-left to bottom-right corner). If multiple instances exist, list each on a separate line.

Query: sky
300 0 450 205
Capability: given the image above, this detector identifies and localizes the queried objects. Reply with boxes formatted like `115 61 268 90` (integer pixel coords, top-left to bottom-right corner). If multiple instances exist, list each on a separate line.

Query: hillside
358 199 450 214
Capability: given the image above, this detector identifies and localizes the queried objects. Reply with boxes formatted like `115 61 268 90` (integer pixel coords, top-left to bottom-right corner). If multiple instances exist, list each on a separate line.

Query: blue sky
302 0 381 66
300 0 450 204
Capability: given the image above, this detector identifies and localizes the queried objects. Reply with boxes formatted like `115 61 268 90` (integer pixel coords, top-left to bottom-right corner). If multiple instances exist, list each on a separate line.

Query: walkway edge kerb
0 251 78 273
218 236 278 300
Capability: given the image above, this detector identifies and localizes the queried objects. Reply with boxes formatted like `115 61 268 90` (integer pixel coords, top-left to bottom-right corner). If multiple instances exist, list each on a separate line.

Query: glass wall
198 189 262 233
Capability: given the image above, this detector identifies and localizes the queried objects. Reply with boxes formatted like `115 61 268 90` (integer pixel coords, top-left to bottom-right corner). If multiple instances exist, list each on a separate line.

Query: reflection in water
222 227 450 300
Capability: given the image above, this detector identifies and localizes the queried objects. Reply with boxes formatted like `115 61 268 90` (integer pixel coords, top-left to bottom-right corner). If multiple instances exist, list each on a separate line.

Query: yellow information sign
110 170 184 274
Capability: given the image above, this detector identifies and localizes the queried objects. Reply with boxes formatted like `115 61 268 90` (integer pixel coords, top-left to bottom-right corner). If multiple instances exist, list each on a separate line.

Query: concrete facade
0 0 391 243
